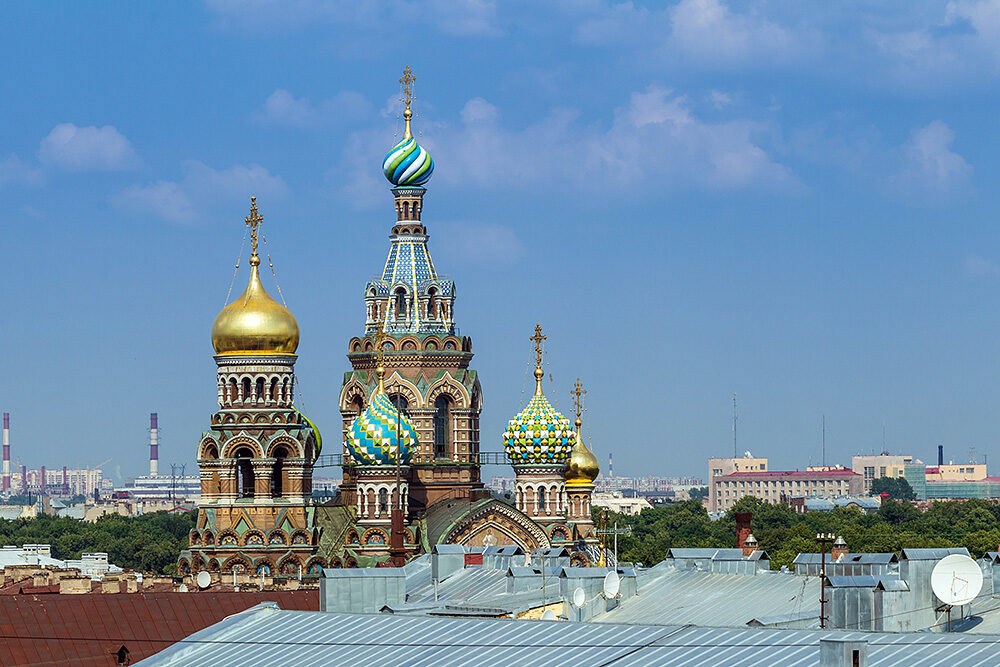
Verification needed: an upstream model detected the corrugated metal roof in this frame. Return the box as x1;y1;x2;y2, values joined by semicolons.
595;566;821;629
134;606;1000;667
900;548;969;561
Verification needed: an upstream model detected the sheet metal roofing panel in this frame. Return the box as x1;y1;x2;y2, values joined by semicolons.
135;607;1000;667
900;547;970;560
594;567;822;628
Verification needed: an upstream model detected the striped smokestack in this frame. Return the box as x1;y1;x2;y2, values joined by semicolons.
21;465;26;494
2;412;9;492
149;412;159;477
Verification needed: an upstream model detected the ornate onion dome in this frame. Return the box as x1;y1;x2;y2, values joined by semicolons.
212;198;299;356
382;65;434;187
347;347;417;466
503;325;574;465
566;417;600;486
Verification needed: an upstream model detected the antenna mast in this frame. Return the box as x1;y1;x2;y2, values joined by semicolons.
732;394;738;458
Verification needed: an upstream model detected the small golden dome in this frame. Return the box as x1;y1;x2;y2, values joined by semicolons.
565;418;600;487
211;256;299;356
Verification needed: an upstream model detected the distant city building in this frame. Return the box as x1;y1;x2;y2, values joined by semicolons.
591;491;653;516
8;468;105;497
707;455;769;512
116;474;201;501
851;453;918;493
711;466;863;512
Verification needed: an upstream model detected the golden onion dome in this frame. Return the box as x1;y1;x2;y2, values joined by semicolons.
565;417;600;487
211;198;299;356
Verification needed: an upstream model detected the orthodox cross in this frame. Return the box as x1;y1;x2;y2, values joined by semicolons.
530;323;546;369
373;324;390;373
244;196;263;258
399;65;416;110
571;378;587;423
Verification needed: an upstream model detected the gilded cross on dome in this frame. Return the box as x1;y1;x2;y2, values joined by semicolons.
399;65;415;110
372;324;390;391
571;378;587;425
244;196;263;261
531;323;546;369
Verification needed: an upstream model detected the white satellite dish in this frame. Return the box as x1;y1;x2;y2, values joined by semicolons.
540;609;557;621
931;554;983;606
177;583;188;593
196;571;212;590
572;587;586;609
603;571;621;599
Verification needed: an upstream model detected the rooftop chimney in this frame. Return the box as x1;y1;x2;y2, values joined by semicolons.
735;511;752;549
742;533;758;557
2;412;9;492
832;535;849;561
149;412;159;478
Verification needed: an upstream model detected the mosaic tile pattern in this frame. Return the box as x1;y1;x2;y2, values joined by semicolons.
347;392;416;465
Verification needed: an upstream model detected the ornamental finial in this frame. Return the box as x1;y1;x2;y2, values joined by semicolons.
244;196;263;267
571;378;587;431
530;323;547;395
399;65;416;139
373;323;390;393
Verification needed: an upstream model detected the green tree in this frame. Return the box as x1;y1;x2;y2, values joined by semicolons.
870;477;916;500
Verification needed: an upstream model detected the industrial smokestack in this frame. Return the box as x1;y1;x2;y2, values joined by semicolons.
21;465;26;494
40;466;46;494
2;412;9;492
149;412;159;477
62;466;68;495
938;445;944;467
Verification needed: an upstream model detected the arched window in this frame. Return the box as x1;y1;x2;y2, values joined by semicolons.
242;378;252;403
271;446;287;497
255;377;265;401
235;448;254;499
228;378;238;404
433;395;451;459
389;394;409;415
427;288;438;318
537;487;546;513
270;377;279;402
395;288;407;320
378;488;389;514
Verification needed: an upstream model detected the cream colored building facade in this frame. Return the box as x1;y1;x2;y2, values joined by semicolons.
850;454;916;493
711;467;863;513
591;491;653;516
707;455;768;512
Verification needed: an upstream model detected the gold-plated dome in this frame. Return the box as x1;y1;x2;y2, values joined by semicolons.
211;198;299;356
566;417;600;487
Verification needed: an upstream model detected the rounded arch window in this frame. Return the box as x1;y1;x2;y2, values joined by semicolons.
234;447;255;499
378;488;389;514
433;395;452;459
394;287;407;319
271;446;288;497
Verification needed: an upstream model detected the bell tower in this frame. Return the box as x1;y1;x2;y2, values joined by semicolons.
340;67;485;520
181;198;324;577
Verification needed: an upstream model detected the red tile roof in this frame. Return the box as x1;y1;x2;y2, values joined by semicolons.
719;469;860;479
0;590;319;666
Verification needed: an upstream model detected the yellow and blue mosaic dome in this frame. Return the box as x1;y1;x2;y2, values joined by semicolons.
347;390;416;466
503;389;574;465
383;135;434;187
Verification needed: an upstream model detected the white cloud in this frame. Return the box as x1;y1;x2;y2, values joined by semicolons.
38;124;139;171
113;161;287;224
575;0;813;68
254;89;372;128
964;254;1000;278
337;85;795;204
0;156;43;188
891;121;972;195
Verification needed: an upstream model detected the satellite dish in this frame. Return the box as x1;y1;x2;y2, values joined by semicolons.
931;554;983;606
177;584;188;593
196;571;211;589
603;571;621;599
540;609;557;621
572;587;586;609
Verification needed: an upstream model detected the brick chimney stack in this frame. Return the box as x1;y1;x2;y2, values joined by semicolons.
735;511;752;549
742;533;759;557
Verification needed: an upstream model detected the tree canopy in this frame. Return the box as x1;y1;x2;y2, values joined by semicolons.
870;477;917;500
0;510;195;575
606;497;1000;570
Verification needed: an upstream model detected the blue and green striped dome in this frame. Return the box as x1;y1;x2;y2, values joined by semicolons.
347;392;416;466
383;136;434;186
503;392;574;465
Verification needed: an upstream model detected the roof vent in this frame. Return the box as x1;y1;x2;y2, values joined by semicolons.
820;638;867;667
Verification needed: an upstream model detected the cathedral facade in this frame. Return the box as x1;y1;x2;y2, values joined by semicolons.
183;69;601;574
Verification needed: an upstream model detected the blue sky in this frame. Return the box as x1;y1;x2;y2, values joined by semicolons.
3;1;1000;482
